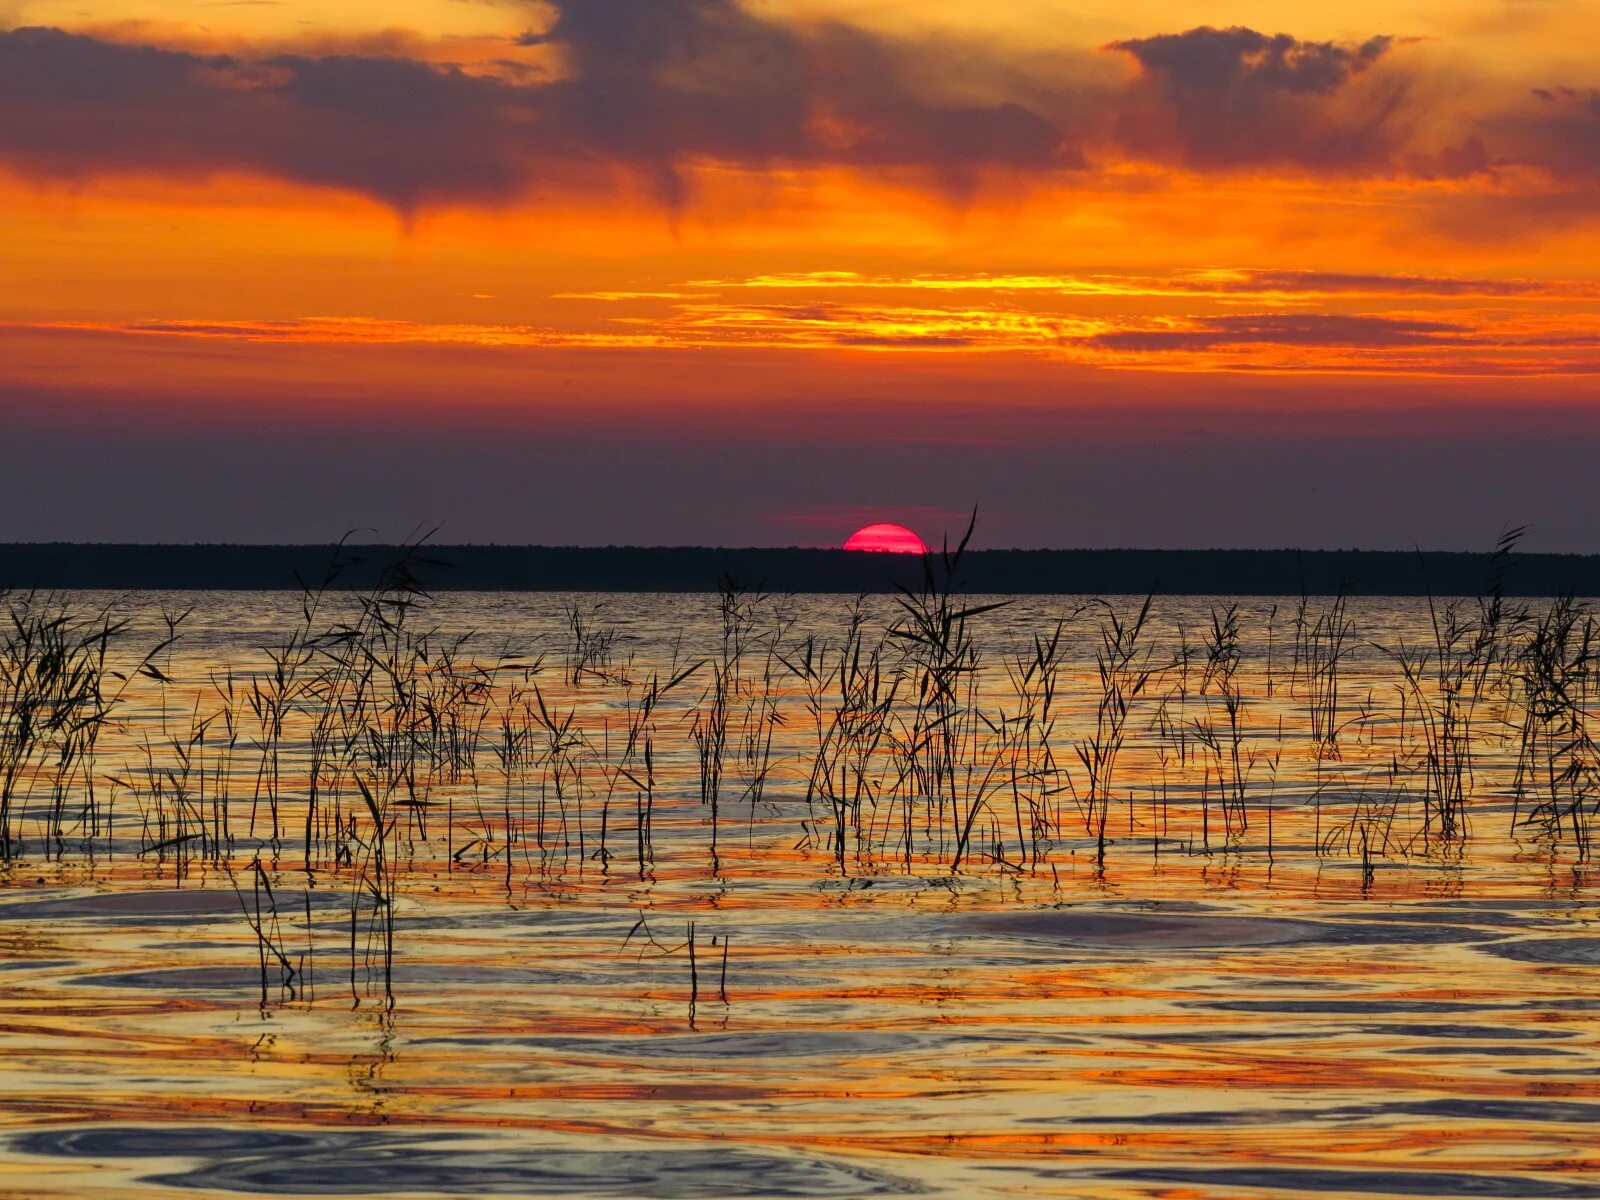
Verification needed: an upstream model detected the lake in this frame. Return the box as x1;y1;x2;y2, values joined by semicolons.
0;586;1595;1199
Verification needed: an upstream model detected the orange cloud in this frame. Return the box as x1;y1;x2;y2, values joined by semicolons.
13;277;1600;377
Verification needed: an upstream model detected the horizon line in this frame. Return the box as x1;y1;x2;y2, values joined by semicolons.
0;541;1584;558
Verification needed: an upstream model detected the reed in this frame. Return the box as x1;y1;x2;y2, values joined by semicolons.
1512;593;1599;855
1192;603;1251;840
563;600;624;686
1074;594;1163;870
886;517;1012;870
802;601;898;873
1296;588;1353;751
1;592;182;859
8;529;1597;1007
1001;614;1078;866
230;855;300;1007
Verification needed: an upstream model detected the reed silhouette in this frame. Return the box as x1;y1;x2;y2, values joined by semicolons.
3;525;1596;1006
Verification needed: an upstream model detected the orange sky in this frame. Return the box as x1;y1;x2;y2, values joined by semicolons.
2;0;1599;548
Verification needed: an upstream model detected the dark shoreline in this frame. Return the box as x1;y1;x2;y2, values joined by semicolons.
3;543;1597;596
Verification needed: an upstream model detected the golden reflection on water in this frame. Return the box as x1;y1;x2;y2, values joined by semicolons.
0;590;1596;1199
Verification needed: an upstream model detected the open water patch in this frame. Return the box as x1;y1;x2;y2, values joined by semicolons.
15;1126;316;1160
1482;938;1600;967
1392;1045;1574;1056
1047;1097;1600;1128
69;958;685;993
0;889;346;924
12;1125;917;1197
1083;1165;1600;1198
1356;1023;1575;1041
73;966;282;993
971;908;1497;952
421;1030;948;1061
1181;998;1516;1014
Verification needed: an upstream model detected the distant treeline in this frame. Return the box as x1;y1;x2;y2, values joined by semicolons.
4;543;1600;596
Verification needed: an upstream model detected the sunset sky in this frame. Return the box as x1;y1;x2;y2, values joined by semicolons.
4;0;1599;549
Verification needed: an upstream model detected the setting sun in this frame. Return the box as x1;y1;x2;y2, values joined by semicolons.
843;523;928;554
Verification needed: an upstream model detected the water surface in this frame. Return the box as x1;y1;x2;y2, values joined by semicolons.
0;589;1595;1199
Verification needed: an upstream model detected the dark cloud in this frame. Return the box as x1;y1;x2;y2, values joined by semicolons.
534;0;811;203
0;3;1075;213
1;7;1596;214
1111;27;1391;96
0;27;538;210
1494;86;1600;182
1411;87;1600;234
1106;25;1406;170
538;0;1074;202
1089;314;1470;352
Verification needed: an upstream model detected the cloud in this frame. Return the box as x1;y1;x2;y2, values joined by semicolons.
0;27;541;211
1111;27;1392;97
685;268;1600;300
6;315;667;349
1495;86;1600;182
1086;314;1470;352
1;7;1598;220
1206;270;1554;297
536;0;1077;203
11;300;1600;377
0;3;1077;213
833;334;977;347
1105;26;1408;171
